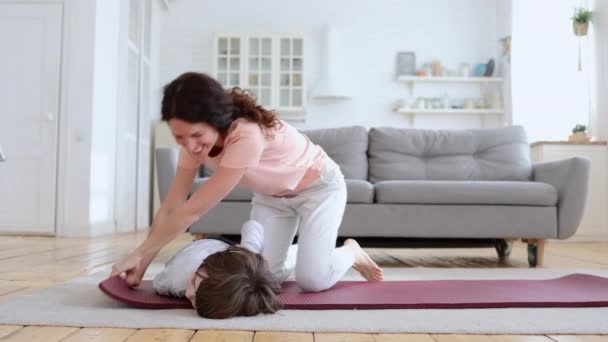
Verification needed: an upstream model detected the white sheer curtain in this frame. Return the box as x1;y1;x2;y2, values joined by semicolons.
511;0;596;142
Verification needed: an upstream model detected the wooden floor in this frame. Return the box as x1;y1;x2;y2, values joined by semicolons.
0;232;607;341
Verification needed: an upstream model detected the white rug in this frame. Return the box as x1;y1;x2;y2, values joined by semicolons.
1;266;607;334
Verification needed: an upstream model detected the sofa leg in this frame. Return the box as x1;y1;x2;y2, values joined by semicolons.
523;239;546;267
192;233;208;241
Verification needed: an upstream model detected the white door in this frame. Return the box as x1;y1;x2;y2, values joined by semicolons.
0;4;62;234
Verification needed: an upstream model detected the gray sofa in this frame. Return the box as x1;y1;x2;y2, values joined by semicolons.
156;125;590;267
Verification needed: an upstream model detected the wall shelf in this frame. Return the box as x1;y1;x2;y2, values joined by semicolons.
397;76;504;96
395;108;504;127
395;74;505;127
397;76;504;83
395;108;504;115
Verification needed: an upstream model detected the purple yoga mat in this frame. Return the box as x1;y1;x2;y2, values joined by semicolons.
99;273;608;310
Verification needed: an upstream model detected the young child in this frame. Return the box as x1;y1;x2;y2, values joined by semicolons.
187;245;284;318
154;220;379;319
153;220;262;297
153;220;291;318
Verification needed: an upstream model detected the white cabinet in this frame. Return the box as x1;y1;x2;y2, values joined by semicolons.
530;142;608;240
214;35;305;114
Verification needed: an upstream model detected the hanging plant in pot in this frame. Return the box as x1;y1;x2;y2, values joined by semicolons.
572;8;593;36
571;8;593;71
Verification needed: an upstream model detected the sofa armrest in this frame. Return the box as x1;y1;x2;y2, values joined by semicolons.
532;157;591;239
155;148;179;201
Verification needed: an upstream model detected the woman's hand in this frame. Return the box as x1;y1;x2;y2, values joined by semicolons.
110;249;156;287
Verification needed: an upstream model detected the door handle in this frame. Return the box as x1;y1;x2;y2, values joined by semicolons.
0;145;5;162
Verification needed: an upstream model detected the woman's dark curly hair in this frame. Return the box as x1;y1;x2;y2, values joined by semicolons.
161;72;281;134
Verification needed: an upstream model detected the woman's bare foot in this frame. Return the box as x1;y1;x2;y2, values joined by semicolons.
344;238;384;281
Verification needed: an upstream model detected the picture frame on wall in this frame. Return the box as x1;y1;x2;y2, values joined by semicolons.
396;52;416;77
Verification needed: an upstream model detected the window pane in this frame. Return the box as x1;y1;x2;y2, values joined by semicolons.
218;57;227;71
261;73;271;86
249;73;259;86
281;58;290;71
280;38;290;55
218;38;228;55
293;73;302;86
293;39;303;56
230;38;240;54
261;88;271;106
218;72;227;86
249;38;259;55
230;73;239;86
249;57;259;71
280;74;290;86
280;89;290;107
230;57;239;70
292;88;302;107
261;58;271;71
293;58;302;71
262;38;271;55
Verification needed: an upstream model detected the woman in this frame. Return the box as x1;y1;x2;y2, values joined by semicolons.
111;72;383;292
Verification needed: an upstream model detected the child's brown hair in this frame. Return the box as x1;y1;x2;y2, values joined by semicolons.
194;246;283;319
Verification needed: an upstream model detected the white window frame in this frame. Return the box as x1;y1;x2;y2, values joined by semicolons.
213;34;306;117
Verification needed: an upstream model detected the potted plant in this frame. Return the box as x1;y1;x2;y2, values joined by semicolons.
572;8;593;36
569;124;590;143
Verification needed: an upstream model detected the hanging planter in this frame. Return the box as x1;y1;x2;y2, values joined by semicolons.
571;8;593;37
571;8;593;71
573;21;589;36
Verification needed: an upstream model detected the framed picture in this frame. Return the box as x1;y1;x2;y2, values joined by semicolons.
396;52;416;77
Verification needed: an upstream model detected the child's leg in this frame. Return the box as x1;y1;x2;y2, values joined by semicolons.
239;220;265;253
240;219;298;279
283;243;298;279
250;195;299;282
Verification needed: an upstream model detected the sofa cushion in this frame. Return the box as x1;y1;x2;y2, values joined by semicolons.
374;180;558;206
368;126;532;182
303;126;368;180
193;178;254;202
196;177;374;203
346;179;374;203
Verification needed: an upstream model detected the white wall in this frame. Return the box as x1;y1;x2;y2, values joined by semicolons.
511;0;598;143
55;0;163;237
56;0;128;237
159;0;506;130
56;0;97;236
90;0;120;235
594;0;608;140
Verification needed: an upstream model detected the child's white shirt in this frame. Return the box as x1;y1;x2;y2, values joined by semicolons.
152;239;228;297
152;220;265;297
